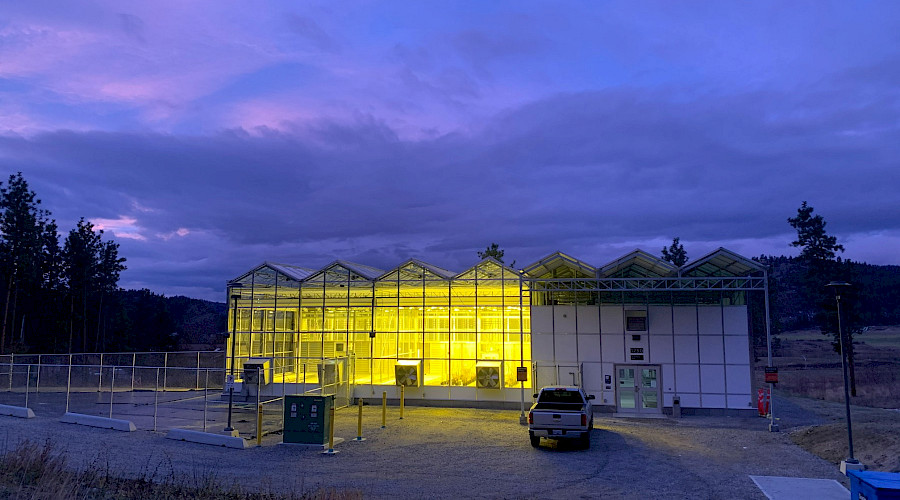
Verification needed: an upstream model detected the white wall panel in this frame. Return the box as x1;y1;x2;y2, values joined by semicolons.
600;362;615;404
700;364;725;393
577;306;600;334
723;306;748;335
649;334;674;364
531;307;553;334
662;364;676;393
675;364;700;393
531;332;555;362
581;362;604;397
724;336;750;364
554;332;577;363
726;365;752;395
677;393;700;407
701;394;727;408
577;333;602;362
554;306;577;333
648;306;672;334
600;306;623;334
673;307;698;335
727;394;752;409
601;334;625;362
674;335;699;363
698;306;723;335
699;335;725;364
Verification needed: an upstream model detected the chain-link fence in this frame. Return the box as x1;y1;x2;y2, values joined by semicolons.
0;351;355;443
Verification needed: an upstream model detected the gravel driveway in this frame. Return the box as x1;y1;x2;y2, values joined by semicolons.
0;398;847;499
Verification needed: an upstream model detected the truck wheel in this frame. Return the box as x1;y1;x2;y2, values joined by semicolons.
579;432;590;449
530;434;540;448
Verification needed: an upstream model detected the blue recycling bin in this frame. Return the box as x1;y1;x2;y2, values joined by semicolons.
848;470;900;500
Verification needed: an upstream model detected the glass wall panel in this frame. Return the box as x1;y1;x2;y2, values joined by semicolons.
424;358;450;386
450;359;476;387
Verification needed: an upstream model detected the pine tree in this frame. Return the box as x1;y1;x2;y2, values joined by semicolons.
661;237;688;267
0;173;50;352
787;201;858;395
477;243;505;263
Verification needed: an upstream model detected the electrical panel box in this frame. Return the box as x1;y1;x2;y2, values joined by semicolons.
242;358;272;386
283;394;334;445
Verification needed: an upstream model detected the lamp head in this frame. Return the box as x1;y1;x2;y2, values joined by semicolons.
825;281;851;298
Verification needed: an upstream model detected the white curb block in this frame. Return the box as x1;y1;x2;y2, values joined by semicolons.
166;428;249;449
0;404;35;419
60;412;136;432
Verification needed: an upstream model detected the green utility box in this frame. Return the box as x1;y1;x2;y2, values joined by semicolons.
283;395;334;445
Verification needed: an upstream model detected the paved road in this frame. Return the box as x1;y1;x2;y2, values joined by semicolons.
0;398;848;499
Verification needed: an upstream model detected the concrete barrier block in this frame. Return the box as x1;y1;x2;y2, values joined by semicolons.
60;412;136;432
0;404;35;419
166;428;249;449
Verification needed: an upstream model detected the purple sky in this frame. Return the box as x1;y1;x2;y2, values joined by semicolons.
2;1;899;301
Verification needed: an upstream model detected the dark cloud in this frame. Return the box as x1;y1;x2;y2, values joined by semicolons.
3;69;898;300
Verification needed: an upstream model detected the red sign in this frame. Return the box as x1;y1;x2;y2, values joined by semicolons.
764;367;778;384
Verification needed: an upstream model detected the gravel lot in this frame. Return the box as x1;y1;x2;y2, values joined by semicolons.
0;396;848;499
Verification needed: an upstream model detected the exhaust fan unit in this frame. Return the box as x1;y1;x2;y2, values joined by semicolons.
395;360;422;387
476;361;502;389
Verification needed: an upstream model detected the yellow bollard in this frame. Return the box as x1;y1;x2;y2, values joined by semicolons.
400;385;405;420
381;391;387;428
355;398;365;441
256;403;263;447
323;404;337;454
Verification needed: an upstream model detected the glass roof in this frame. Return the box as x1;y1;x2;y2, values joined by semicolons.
597;250;678;278
522;251;596;279
228;261;316;286
681;248;765;277
455;258;522;281
379;258;456;281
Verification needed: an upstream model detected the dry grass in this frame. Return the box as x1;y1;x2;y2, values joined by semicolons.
0;440;361;500
761;325;900;409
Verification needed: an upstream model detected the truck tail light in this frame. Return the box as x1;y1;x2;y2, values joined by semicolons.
581;414;587;427
528;412;533;424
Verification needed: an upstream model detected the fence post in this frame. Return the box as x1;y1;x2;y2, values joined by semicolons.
98;353;103;392
8;354;12;392
25;364;31;408
203;369;209;433
256;403;263;447
65;354;73;414
196;351;201;390
131;353;136;392
162;353;168;392
153;367;160;432
109;365;115;419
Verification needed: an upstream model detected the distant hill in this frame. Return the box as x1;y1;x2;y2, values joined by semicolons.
756;255;900;332
102;290;226;352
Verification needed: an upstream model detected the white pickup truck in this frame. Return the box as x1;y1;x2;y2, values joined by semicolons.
528;386;595;449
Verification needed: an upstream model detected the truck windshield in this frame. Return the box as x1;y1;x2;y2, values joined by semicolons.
539;390;583;404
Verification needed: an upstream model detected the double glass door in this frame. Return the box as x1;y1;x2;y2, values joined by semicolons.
616;365;661;414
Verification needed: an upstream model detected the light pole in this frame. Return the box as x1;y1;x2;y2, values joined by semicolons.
825;281;862;474
224;284;243;434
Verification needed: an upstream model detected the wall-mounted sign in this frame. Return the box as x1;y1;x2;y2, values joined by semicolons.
630;347;644;353
630;354;645;361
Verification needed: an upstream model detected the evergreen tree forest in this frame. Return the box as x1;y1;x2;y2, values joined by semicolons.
0;173;225;355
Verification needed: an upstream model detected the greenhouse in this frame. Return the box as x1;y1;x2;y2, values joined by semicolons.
226;247;770;413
